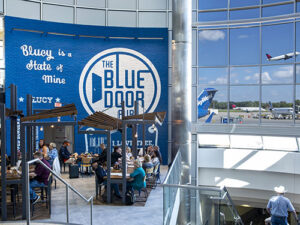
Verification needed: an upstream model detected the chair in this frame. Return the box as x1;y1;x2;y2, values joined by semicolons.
52;157;60;189
152;163;161;189
145;167;154;188
58;151;66;173
0;185;18;219
81;157;92;176
95;175;105;200
135;176;148;202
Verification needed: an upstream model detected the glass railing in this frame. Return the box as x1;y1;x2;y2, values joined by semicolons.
162;151;244;225
163;151;182;225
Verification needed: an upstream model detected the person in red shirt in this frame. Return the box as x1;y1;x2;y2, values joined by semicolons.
29;151;51;204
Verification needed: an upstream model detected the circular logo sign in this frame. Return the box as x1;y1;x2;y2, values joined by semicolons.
79;48;161;118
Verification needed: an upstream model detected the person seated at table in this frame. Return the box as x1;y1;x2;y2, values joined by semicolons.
153;146;162;162
126;147;133;161
46;142;58;166
100;143;106;153
111;146;122;166
29;152;51;204
127;159;146;193
146;145;154;157
152;149;162;166
142;154;153;171
59;140;75;164
91;160;121;198
38;139;49;157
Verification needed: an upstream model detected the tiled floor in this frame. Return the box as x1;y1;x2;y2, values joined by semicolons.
38;166;167;225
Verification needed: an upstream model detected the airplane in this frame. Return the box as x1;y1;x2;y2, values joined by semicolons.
198;88;217;123
268;101;293;119
232;105;266;112
266;52;300;61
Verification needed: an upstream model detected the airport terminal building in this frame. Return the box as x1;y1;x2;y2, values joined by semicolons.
1;0;300;225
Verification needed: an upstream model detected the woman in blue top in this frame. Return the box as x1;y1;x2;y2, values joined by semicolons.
127;159;146;192
46;142;58;166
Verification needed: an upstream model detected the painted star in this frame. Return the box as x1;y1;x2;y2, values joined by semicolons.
55;98;61;103
19;97;24;102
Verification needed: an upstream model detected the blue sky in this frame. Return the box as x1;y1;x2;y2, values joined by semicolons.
197;2;300;104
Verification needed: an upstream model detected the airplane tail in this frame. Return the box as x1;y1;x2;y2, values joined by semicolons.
268;101;273;110
266;53;272;60
198;88;217;118
205;112;215;123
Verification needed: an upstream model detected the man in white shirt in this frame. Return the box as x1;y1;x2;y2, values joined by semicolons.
267;186;298;225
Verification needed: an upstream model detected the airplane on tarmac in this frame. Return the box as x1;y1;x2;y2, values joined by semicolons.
232;105;266;112
266;52;300;61
198;88;218;123
268;101;293;119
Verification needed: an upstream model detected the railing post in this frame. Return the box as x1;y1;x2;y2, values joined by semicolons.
66;186;69;223
26;162;30;225
90;198;93;225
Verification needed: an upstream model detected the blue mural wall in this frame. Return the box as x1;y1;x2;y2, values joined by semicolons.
5;16;168;164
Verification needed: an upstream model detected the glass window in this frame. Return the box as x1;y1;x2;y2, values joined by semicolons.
198;0;228;10
230;67;260;85
296;64;300;84
296;85;300;123
297;2;300;13
198;29;228;66
296;22;300;62
230;86;259;124
262;23;294;65
262;85;293;123
198;67;228;85
198;11;227;22
230;0;260;8
262;4;294;17
198;85;228;124
263;0;291;5
230;8;260;20
262;65;293;84
230;27;259;65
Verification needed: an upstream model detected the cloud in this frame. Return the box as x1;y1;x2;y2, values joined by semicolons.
273;66;293;79
246;72;272;83
238;35;249;39
199;30;225;42
245;76;251;81
209;76;227;85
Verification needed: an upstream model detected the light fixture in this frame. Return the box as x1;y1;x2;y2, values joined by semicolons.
40;126;43;131
50;124;54;128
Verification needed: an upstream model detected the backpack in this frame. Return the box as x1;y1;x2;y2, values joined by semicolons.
125;190;136;205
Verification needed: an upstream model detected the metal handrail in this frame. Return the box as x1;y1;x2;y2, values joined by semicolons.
25;158;93;225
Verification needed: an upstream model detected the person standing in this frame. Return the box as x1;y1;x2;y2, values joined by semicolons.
267;185;298;225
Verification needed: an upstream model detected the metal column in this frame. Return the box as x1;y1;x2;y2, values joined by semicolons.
172;0;192;224
0;92;7;221
20;123;27;219
10;84;17;166
132;101;138;158
121;122;127;204
106;131;112;203
26;94;33;160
